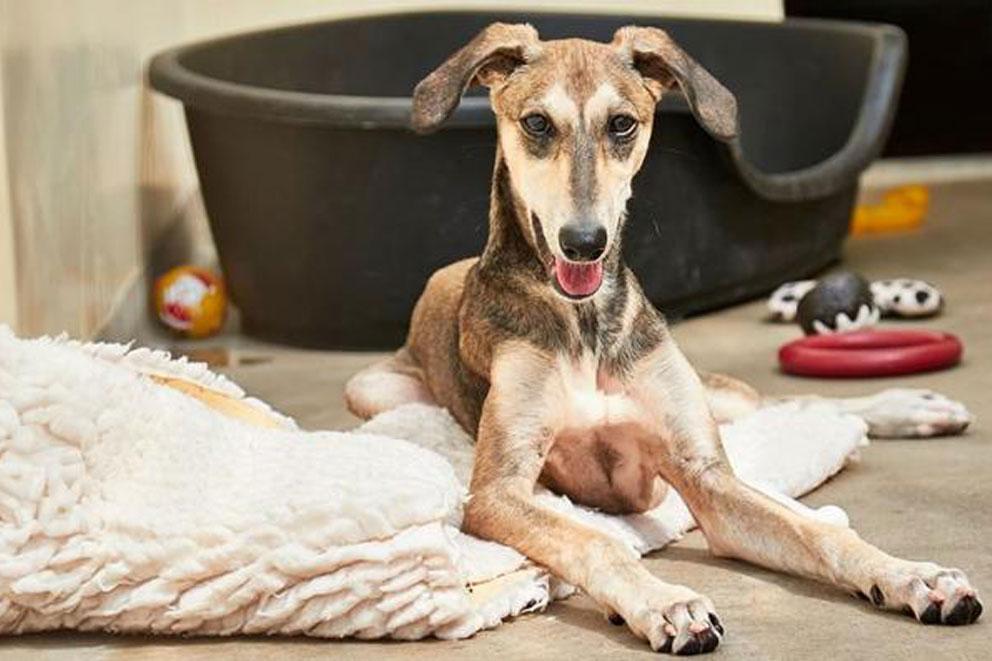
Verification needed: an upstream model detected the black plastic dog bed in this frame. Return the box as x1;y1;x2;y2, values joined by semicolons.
150;11;905;350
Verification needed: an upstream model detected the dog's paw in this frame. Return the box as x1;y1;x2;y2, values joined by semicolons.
848;388;973;438
861;562;982;625
621;587;723;655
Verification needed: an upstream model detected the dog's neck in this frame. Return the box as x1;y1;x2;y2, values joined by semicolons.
476;156;546;281
478;152;624;299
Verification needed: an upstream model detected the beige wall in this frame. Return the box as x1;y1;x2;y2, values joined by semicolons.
0;32;15;330
0;0;781;339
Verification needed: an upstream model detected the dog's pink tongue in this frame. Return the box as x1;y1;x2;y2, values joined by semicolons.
554;259;604;297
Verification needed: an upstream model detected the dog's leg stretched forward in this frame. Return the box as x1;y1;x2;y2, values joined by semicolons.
644;345;983;629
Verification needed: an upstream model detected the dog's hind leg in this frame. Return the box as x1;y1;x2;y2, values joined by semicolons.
820;389;972;438
344;347;437;420
766;389;973;438
700;372;762;424
703;371;972;438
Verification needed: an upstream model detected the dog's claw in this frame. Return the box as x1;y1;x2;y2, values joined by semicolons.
945;595;983;626
675;635;701;656
869;563;982;626
708;612;725;635
673;627;720;656
919;601;942;624
696;628;721;654
626;590;722;655
914;589;983;625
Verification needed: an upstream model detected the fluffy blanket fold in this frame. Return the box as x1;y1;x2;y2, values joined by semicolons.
0;327;867;639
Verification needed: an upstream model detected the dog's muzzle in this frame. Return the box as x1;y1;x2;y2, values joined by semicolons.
554;224;606;298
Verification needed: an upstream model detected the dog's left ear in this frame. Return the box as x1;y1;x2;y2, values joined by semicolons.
612;26;738;142
411;23;542;134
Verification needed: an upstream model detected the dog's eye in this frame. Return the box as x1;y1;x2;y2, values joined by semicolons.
608;114;637;139
521;113;552;137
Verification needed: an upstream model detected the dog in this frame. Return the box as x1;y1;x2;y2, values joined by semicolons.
345;24;982;655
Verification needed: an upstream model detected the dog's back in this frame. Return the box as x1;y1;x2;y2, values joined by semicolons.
406;258;487;433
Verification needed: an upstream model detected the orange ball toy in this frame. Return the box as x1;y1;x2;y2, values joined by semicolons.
153;266;227;338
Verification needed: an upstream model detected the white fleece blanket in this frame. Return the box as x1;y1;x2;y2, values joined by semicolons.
0;327;867;639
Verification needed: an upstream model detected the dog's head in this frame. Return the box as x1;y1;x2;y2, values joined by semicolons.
412;23;737;301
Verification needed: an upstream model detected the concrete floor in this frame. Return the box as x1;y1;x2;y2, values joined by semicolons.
6;179;991;659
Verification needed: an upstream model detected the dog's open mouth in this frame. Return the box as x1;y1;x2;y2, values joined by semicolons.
531;214;605;300
553;258;604;299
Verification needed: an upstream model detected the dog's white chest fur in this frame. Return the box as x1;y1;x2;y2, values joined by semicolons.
554;352;645;430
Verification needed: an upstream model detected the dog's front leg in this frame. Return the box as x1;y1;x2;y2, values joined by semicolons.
464;345;724;654
638;343;983;627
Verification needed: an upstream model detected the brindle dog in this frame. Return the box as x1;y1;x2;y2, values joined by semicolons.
345;24;982;655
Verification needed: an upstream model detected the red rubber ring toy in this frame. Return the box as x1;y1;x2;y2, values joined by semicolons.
779;329;963;378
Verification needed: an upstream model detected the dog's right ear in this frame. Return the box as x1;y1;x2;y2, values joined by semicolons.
411;23;541;134
612;26;738;142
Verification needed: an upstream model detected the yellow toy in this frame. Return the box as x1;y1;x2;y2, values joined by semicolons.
153;266;227;338
851;184;929;235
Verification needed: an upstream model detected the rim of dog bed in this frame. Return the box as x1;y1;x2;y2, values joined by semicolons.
148;11;906;203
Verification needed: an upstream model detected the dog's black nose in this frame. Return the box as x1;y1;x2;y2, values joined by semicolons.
558;225;607;262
